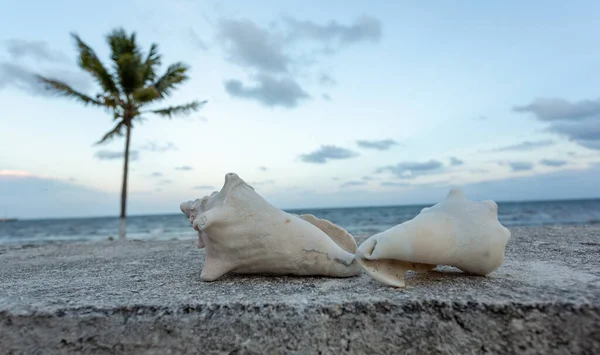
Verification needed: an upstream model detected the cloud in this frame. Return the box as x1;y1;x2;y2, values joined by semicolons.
376;160;444;179
250;179;275;186
216;18;289;73
362;176;374;181
140;141;177;152
259;166;268;171
319;73;336;86
340;180;366;188
540;159;568;167
356;139;399;151
322;93;331;101
215;15;381;108
192;185;215;190
94;150;139;161
470;169;490;174
224;74;310;108
380;181;410;187
4;39;68;63
284;15;382;46
216;15;382;74
158;179;172;185
188;29;209;51
0;62;91;96
490;139;555;152
449;157;464;166
513;97;600;150
299;145;359;164
513;97;600;121
546;118;600;150
505;161;534;172
175;166;193;171
149;172;163;177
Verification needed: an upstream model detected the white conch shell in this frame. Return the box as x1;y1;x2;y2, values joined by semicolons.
180;173;361;281
356;188;511;287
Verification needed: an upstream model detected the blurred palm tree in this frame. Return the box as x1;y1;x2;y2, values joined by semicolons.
37;28;205;240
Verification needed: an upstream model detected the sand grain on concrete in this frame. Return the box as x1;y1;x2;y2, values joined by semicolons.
0;226;599;354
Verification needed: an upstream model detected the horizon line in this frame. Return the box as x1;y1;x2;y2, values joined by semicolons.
7;195;600;221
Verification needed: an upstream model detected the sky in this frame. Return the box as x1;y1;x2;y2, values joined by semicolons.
1;0;600;218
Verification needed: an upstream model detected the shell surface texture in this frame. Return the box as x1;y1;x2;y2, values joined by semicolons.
356;188;511;288
180;173;361;281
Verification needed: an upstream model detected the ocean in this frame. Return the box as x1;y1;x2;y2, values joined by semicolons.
1;199;599;245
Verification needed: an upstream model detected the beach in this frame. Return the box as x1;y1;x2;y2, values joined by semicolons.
1;225;599;354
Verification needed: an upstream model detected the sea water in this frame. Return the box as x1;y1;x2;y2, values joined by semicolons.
1;199;599;245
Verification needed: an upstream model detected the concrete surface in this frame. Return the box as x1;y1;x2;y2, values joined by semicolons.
0;225;599;354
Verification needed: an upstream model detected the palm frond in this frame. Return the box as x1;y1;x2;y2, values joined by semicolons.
96;120;126;144
153;62;190;97
116;53;144;95
147;101;205;118
142;43;161;83
133;86;160;104
107;28;140;60
71;33;119;96
37;76;104;107
97;94;120;109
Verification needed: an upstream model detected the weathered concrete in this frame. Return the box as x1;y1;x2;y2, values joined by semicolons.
0;225;599;354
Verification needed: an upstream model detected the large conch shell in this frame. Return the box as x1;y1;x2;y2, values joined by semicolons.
180;173;361;281
356;188;511;287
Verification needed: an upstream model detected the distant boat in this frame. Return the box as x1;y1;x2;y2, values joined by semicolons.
0;218;17;223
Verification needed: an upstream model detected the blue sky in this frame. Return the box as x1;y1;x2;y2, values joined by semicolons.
1;0;600;218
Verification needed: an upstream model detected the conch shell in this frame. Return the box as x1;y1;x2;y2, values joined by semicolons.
180;173;361;281
356;188;511;287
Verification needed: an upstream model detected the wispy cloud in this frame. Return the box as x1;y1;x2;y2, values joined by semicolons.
140;141;177;152
224;74;310;108
158;179;172;185
319;73;336;86
259;166;268;171
0;63;91;96
514;97;600;121
340;180;367;188
299;145;359;164
514;97;600;150
376;160;444;179
192;185;215;190
489;140;555;152
380;181;410;187
250;179;275;186
4;39;68;63
175;166;193;171
540;159;567;167
449;157;464;166
504;161;534;172
188;29;209;51
94;150;139;161
356;139;399;151
148;172;162;177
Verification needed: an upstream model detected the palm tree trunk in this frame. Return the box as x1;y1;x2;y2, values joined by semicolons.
118;123;132;240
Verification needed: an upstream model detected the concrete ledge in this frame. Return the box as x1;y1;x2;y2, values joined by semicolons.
1;226;599;354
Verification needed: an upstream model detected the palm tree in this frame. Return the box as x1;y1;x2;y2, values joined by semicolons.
37;28;205;240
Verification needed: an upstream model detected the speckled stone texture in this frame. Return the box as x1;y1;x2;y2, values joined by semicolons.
0;226;599;354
